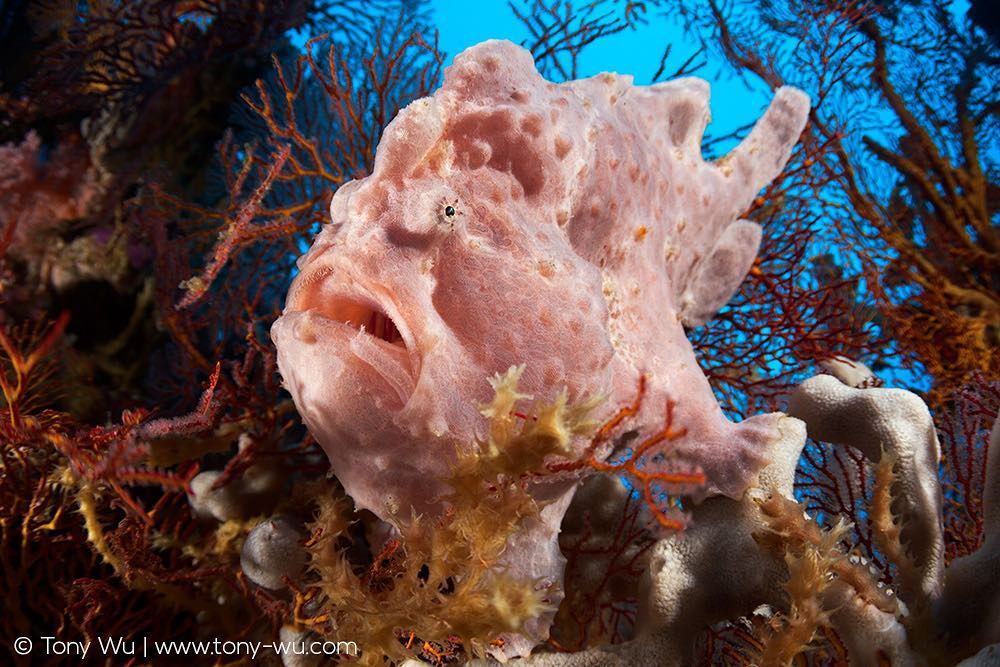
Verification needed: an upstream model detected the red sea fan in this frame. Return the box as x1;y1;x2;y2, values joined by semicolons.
939;373;1000;563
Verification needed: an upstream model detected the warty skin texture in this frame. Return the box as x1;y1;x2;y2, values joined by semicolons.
272;39;810;516
271;39;808;655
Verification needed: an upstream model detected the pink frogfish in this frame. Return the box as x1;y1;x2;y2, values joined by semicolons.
272;39;808;650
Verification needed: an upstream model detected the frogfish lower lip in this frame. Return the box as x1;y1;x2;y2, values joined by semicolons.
280;270;417;409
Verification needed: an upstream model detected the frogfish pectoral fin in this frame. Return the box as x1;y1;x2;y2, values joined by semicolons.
679;219;762;327
719;86;811;210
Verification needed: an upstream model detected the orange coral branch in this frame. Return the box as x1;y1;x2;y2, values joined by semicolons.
0;311;69;429
586;399;705;531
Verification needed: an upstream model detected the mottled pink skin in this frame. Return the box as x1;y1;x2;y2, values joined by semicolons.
274;38;809;510
271;40;808;652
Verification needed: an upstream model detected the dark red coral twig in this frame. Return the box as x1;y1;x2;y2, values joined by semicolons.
175;146;292;310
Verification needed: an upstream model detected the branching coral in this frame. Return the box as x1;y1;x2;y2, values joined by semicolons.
550;475;659;651
790;373;945;605
1;3;994;665
0;5;450;660
933;394;1000;658
495;369;997;666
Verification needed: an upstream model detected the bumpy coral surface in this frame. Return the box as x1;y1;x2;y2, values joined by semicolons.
497;371;999;666
273;38;809;512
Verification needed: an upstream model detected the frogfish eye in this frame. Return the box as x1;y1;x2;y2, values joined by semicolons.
444;205;456;218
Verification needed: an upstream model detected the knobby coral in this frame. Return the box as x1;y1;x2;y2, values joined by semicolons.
490;369;999;666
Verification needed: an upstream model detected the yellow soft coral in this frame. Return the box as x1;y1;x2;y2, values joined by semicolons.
298;367;604;665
